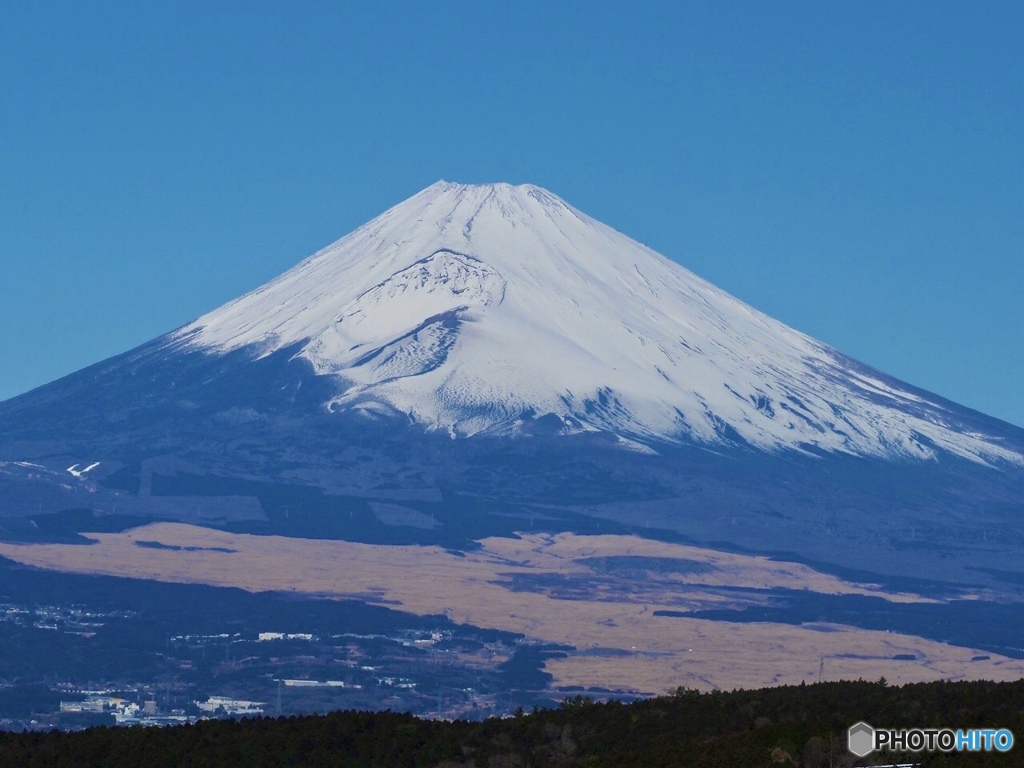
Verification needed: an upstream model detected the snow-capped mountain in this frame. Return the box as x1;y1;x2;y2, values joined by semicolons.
171;181;1019;466
2;179;1023;586
2;182;1023;718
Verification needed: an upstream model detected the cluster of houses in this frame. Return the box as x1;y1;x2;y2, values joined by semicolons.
60;694;266;726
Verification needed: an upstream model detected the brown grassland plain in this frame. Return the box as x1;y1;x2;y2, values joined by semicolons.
1;524;1020;694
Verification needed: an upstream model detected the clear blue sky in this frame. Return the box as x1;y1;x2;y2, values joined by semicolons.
2;2;1021;426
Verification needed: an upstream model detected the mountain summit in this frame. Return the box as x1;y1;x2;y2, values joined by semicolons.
171;181;1017;465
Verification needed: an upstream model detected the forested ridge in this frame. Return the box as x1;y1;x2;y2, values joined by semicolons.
2;678;1023;766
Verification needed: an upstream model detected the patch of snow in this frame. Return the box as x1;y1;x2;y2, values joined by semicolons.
615;436;659;455
67;462;101;478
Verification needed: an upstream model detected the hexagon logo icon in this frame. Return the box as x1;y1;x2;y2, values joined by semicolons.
848;721;875;757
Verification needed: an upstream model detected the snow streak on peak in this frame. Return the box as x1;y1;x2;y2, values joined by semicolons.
174;182;1022;466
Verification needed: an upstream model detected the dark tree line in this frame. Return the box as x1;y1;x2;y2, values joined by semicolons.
1;678;1023;766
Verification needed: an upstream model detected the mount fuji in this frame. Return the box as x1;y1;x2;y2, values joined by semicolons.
1;181;1023;588
175;181;1017;465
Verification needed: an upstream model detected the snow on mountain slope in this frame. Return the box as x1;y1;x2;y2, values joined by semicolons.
173;181;1021;465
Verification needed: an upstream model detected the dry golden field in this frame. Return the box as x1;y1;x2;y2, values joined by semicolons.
1;523;1019;694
